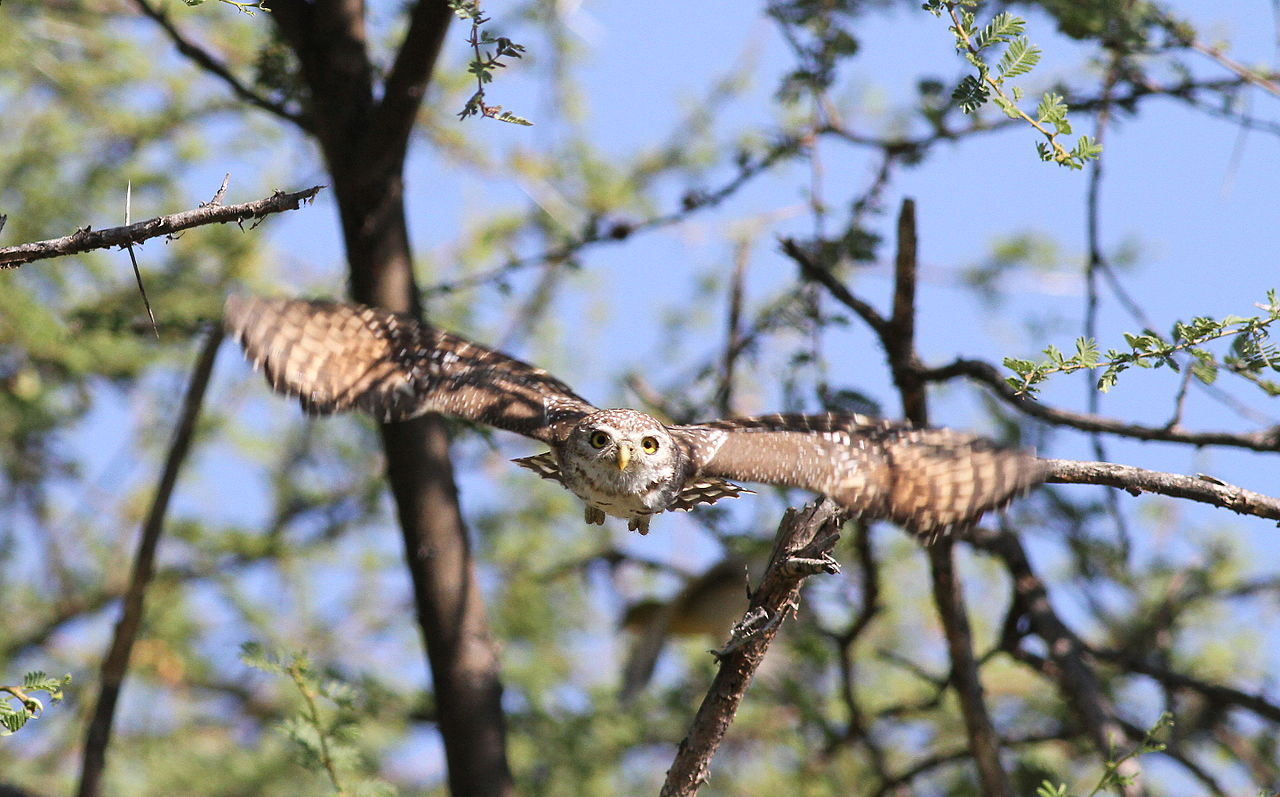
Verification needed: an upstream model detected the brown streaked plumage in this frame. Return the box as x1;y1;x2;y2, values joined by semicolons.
225;295;1047;539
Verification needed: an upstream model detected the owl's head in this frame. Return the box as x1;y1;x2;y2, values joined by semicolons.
566;409;678;487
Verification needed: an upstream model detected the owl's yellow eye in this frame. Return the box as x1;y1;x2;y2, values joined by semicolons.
589;431;610;449
641;436;659;454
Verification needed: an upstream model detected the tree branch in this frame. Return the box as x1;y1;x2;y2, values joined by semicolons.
972;525;1146;794
890;199;1011;795
917;357;1280;452
131;0;309;129
0;185;324;269
780;236;890;338
368;0;454;160
425;136;808;299
925;536;1013;796
77;326;224;797
660;501;843;797
1045;459;1280;523
791;199;1015;793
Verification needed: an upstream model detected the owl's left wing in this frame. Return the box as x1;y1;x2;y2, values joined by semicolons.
670;413;1046;539
224;295;597;442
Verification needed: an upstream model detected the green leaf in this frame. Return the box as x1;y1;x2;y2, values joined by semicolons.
1097;368;1119;392
1036;92;1067;125
953;74;989;113
997;37;1040;78
992;94;1021;119
1071;135;1103;161
974;12;1024;51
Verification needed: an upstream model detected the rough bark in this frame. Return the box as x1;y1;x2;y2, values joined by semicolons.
268;4;514;794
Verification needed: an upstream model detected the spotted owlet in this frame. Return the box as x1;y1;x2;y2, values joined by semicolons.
224;295;1046;539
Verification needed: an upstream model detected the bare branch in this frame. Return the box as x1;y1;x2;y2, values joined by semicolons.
424;137;806;299
1093;647;1280;724
972;525;1146;794
660;501;843;797
77;326;224;797
0;185;324;269
131;0;309;129
925;537;1013;796
793;200;1013;794
1045;459;1280;523
780;236;890;338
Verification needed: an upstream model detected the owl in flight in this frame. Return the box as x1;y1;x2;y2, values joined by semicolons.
224;296;1046;539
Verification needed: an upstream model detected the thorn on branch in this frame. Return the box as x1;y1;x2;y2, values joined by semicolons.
781;553;841;578
206;174;231;207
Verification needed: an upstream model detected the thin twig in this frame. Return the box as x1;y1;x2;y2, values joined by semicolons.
942;1;1072;163
780;236;890;338
288;661;345;793
0;185;323;268
714;240;749;417
423;137;804;298
1187;39;1280;97
77;325;224;797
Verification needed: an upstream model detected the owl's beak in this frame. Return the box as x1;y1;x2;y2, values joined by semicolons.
615;444;632;471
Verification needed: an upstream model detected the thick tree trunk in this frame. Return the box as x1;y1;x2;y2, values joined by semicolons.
270;3;514;794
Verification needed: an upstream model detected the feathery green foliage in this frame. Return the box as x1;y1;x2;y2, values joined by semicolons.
0;672;70;735
924;0;1101;168
241;643;396;797
1037;712;1174;797
450;0;533;125
1005;291;1280;395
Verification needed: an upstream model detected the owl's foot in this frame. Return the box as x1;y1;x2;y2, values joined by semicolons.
627;516;651;535
584;506;606;526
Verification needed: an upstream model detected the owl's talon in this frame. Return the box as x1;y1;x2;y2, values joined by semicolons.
584;506;606;526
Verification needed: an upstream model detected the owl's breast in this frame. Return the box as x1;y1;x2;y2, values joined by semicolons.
558;455;679;521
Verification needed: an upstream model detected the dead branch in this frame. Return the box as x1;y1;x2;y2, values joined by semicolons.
788;199;1015;794
659;501;843;797
77;325;224;797
1045;459;1280;523
0;185;324;269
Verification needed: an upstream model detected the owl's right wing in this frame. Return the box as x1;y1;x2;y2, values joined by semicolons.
224;295;597;442
671;412;1047;540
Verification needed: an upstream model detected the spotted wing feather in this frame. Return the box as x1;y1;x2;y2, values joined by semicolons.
672;412;1047;540
224;295;597;442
